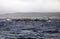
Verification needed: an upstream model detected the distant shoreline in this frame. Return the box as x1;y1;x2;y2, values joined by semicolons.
0;12;60;19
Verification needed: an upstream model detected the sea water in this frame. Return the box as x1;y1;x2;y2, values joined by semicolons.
0;19;60;39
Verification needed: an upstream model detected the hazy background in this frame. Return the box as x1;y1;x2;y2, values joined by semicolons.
0;0;60;18
0;0;60;14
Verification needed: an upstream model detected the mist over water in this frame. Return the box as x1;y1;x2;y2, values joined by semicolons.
0;0;60;39
0;12;60;18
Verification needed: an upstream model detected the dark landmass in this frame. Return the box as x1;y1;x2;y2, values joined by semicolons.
12;18;48;22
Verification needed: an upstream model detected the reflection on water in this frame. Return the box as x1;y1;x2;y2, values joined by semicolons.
0;19;60;39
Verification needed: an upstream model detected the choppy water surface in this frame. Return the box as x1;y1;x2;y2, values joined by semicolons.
0;19;60;39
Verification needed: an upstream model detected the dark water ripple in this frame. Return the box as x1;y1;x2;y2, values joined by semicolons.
0;19;60;39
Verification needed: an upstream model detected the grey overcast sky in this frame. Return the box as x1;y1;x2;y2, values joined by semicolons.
0;0;60;14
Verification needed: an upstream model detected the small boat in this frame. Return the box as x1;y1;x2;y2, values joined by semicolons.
3;16;12;22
